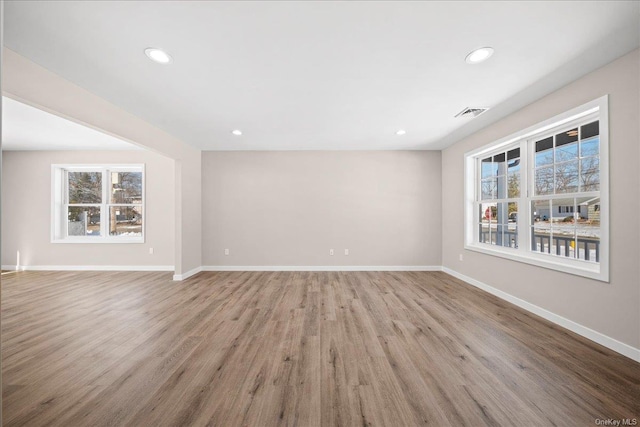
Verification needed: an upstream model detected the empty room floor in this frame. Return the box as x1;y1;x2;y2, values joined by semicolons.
2;270;639;426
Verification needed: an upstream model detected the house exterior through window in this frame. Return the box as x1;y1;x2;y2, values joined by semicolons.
52;165;145;243
464;96;609;282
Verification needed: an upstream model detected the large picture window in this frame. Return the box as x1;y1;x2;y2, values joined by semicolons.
52;165;144;243
464;96;608;281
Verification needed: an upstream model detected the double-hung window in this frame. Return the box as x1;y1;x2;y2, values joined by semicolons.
52;165;145;243
464;96;608;281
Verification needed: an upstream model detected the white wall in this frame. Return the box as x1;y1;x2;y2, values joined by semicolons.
442;50;640;350
1;150;175;268
202;151;441;267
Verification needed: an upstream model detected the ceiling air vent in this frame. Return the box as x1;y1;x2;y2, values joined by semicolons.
455;107;489;118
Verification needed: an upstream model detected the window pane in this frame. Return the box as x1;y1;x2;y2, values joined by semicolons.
531;226;551;253
531;199;550;223
493;153;506;173
496;175;507;199
534;166;554;195
503;224;517;248
551;198;578;258
552;197;576;222
68;172;102;204
495;202;507;246
495;202;508;225
507;150;520;168
555;161;579;194
479;222;490;244
549;198;576;258
576;196;600;262
507;202;518;221
481;178;496;200
507;152;520;198
469;113;603;273
503;202;518;248
507;172;519;198
111;172;143;204
478;205;490;243
580;157;599;192
531;199;550;252
555;128;578;162
576;236;599;262
576;196;600;224
480;203;497;245
489;223;498;245
551;222;575;259
481;157;494;178
481;202;497;222
495;152;507;199
535;137;553;166
581;121;599;140
68;206;101;236
580;136;599;157
109;206;143;236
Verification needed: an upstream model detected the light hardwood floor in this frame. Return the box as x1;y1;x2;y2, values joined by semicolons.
2;271;639;426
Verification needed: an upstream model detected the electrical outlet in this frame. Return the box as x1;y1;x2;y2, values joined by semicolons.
149;247;154;255
329;249;334;256
225;248;230;256
345;249;349;255
459;254;464;261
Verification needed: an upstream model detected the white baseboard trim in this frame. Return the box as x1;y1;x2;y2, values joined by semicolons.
173;266;203;281
442;267;640;363
2;265;174;272
201;265;442;272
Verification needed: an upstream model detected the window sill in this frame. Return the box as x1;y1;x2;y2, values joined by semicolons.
464;243;608;282
52;237;144;244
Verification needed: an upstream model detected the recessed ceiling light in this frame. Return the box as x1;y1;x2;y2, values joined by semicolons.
465;47;494;64
396;129;406;136
231;130;243;136
144;48;172;64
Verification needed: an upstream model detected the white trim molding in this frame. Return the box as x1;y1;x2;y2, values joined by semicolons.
173;266;203;281
442;267;640;362
201;265;442;272
2;264;174;272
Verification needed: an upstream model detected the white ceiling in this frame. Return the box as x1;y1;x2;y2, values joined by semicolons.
2;97;142;151
4;1;639;151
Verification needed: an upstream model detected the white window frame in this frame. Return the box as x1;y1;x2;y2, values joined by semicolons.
51;164;145;243
464;95;609;282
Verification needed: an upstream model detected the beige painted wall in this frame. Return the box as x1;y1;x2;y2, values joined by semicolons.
442;50;640;349
1;150;175;267
175;151;202;275
3;48;201;276
203;151;441;267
